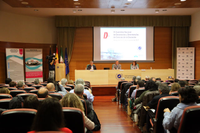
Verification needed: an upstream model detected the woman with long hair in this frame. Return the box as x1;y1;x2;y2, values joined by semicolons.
131;61;139;70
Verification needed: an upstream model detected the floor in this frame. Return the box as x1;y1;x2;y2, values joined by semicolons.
93;96;142;133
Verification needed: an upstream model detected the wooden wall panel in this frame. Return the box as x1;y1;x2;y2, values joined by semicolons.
69;27;172;81
189;40;200;79
0;41;56;83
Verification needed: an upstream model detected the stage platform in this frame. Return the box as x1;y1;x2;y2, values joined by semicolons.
91;85;116;96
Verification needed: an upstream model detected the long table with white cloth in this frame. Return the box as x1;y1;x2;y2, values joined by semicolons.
75;69;174;85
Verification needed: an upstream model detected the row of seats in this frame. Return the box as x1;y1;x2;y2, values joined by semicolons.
0;107;85;133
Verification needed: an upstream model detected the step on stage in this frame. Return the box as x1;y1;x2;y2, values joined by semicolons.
91;85;116;96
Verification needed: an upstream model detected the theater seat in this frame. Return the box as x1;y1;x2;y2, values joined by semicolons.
0;99;12;109
64;86;72;91
10;90;26;97
8;87;17;91
62;107;85;133
40;83;47;86
128;85;137;98
17;93;37;100
49;93;63;100
66;84;74;89
150;96;179;133
24;87;36;93
177;106;200;133
135;89;146;99
32;85;43;89
26;83;34;87
197;96;200;103
0;108;37;133
170;91;178;96
84;81;91;88
29;89;39;94
80;98;87;116
0;94;12;99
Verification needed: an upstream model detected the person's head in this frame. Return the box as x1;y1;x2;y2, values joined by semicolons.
24;96;39;110
178;80;186;87
17;81;24;88
46;83;55;91
0;87;10;94
136;76;141;81
5;78;12;84
61;93;84;112
145;80;158;91
61;78;68;86
90;61;93;66
132;61;137;66
68;80;74;85
171;83;181;92
178;87;198;104
116;60;119;65
145;76;150;81
121;77;125;81
47;77;54;83
75;78;85;86
137;80;144;88
132;76;136;81
74;84;84;97
9;81;16;87
31;98;64;131
150;77;156;82
193;85;200;96
155;81;162;87
174;79;179;83
9;96;24;109
37;87;49;98
34;79;40;85
156;78;161;81
158;83;169;94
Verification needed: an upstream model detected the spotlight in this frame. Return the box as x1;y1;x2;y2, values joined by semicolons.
155;10;159;13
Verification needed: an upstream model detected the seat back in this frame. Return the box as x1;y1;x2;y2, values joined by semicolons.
29;89;39;94
24;87;36;93
178;106;200;133
135;89;146;99
197;96;200;103
40;83;47;86
66;84;74;89
0;108;37;133
170;91;178;96
80;99;87;116
64;86;72;91
49;93;63;100
17;93;37;100
154;96;180;133
10;90;26;97
32;85;43;89
0;94;12;99
62;107;85;133
128;85;137;98
8;87;17;91
84;81;91;88
121;82;129;91
0;99;12;109
26;83;34;87
117;80;128;89
84;86;89;90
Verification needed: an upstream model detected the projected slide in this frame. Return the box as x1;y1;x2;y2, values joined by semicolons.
100;27;146;60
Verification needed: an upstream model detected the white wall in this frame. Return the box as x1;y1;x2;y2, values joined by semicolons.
190;10;200;42
0;11;56;44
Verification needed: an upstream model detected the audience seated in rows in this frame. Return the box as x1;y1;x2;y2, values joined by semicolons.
70;78;94;102
17;81;25;90
9;81;16;87
9;96;24;109
28;98;72;133
129;80;145;99
169;83;181;95
37;87;49;98
163;87;198;132
193;85;200;96
24;95;39;110
0;87;10;94
61;93;95;132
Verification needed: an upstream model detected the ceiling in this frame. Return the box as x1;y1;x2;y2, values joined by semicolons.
1;0;200;17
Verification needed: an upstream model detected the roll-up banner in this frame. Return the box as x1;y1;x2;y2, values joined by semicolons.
25;49;43;82
6;48;24;82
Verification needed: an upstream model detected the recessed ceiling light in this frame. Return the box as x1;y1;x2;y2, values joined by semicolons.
174;3;181;5
163;9;167;11
180;0;186;1
74;2;80;5
73;0;78;1
127;0;132;1
21;1;28;4
121;9;125;11
34;9;39;11
125;3;131;5
111;10;115;13
155;10;159;13
78;9;82;11
123;6;128;8
73;10;76;13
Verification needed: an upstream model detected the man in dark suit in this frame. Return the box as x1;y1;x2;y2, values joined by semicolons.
87;61;96;70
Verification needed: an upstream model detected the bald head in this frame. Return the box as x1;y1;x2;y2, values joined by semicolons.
46;83;55;91
37;87;48;98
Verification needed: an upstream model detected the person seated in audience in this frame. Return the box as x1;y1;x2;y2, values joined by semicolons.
68;80;74;85
130;61;139;70
37;87;49;98
61;93;95;132
130;80;145;99
145;83;170;132
9;96;24;109
169;83;181;95
28;98;72;133
0;87;10;94
34;78;41;85
17;81;25;90
47;77;61;92
70;78;94;102
178;80;186;88
145;76;150;81
134;80;158;105
150;77;156;82
163;87;198;132
193;85;200;96
74;84;94;119
174;79;179;83
87;61;96;70
60;78;68;88
5;78;12;85
156;78;161;81
46;83;67;97
113;60;121;70
131;76;137;85
9;81;16;87
24;95;39;110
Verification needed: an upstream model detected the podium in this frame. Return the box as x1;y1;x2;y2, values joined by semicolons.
55;63;66;81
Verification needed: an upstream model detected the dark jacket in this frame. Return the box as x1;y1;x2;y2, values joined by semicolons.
87;65;96;70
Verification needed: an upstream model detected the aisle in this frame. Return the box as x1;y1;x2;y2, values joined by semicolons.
93;96;142;133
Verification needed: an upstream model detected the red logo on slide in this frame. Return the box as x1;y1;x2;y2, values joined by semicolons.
19;49;23;55
103;32;108;39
